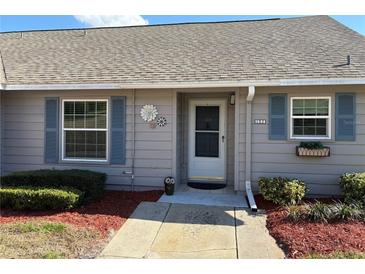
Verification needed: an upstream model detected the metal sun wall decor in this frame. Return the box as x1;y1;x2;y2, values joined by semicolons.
140;104;158;122
140;105;168;129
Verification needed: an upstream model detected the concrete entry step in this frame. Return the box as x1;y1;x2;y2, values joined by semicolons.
158;191;249;208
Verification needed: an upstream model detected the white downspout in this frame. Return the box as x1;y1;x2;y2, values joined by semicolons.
123;89;135;191
245;86;257;211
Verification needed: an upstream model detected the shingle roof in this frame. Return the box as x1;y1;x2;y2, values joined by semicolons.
0;15;364;85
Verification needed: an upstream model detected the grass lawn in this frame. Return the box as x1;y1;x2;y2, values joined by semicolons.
306;251;365;259
0;221;104;259
0;190;163;259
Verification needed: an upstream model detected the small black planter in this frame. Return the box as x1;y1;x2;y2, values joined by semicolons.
164;183;175;196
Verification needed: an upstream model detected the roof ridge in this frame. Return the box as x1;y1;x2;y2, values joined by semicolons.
0;15;324;35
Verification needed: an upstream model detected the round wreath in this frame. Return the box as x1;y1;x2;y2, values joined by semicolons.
140;105;158;122
156;116;167;127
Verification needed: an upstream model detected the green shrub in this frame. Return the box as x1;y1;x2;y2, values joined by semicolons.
339;172;365;205
286;205;307;222
1;169;106;201
258;177;307;205
287;201;364;222
331;201;364;221
305;201;333;222
0;186;83;210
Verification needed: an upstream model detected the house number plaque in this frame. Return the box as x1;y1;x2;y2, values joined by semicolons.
254;119;266;125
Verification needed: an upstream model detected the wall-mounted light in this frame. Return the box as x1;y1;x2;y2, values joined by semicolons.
230;95;235;105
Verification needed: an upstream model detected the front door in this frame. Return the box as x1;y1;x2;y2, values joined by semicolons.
188;99;226;182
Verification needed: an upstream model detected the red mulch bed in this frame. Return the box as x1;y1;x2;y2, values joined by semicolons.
255;194;365;258
254;194;280;211
0;190;163;238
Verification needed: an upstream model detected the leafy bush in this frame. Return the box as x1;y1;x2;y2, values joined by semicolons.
331;201;364;221
0;186;83;210
286;205;306;222
339;172;365;205
299;141;324;149
258;177;307;205
1;169;106;201
287;201;364;222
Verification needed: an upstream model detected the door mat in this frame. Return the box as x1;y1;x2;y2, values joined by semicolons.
187;182;226;190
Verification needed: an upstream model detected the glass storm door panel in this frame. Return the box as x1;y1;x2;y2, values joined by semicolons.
188;100;226;182
195;106;220;157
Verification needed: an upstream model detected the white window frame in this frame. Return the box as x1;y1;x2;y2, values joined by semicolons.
61;99;109;162
290;96;331;140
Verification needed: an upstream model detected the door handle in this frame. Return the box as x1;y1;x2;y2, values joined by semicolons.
222;136;225;143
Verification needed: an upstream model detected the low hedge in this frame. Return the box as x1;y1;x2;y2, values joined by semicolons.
258;177;307;205
339;172;365;205
0;186;84;210
1;169;106;201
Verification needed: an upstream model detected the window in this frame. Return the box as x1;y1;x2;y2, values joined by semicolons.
290;97;331;139
62;100;108;161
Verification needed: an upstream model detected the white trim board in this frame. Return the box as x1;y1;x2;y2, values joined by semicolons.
2;78;365;90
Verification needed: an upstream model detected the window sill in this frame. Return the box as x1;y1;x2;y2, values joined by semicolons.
60;159;109;165
289;136;331;141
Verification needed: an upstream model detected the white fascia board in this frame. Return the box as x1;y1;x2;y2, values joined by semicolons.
3;78;365;90
278;78;365;86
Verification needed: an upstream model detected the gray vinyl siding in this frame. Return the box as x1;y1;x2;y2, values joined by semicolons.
250;85;365;195
2;85;365;196
1;89;175;188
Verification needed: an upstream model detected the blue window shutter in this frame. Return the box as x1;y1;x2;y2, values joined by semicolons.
44;97;59;163
336;93;356;141
269;93;287;140
111;96;126;164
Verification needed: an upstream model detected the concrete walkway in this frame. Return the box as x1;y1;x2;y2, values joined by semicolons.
99;202;285;259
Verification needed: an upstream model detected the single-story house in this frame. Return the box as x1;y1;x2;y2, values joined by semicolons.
0;15;365;209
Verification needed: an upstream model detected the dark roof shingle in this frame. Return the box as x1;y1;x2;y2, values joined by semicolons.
0;15;364;85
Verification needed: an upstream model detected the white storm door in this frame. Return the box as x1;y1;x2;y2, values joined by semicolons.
188;99;226;181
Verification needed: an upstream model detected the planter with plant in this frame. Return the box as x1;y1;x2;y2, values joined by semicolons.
296;141;330;157
164;177;175;196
